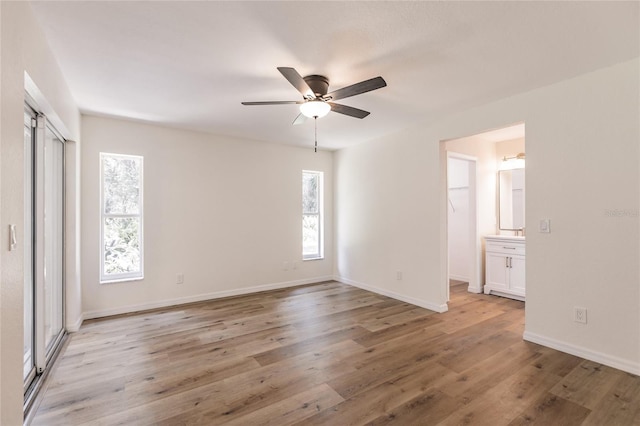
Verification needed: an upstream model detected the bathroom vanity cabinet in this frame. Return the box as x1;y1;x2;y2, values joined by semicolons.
484;235;525;300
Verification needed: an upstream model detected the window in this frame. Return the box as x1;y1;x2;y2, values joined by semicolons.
302;170;323;260
100;153;143;282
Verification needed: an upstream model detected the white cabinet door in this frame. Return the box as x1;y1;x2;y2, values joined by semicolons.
484;237;525;300
486;253;509;290
509;255;526;295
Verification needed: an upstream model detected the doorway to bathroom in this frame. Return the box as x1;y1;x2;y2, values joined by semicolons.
443;123;526;305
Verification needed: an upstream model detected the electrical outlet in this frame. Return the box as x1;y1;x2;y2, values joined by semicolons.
574;307;587;324
177;273;184;285
396;271;403;281
539;219;551;233
282;261;289;271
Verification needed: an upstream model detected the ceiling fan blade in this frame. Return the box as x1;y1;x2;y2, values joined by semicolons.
325;76;387;101
277;67;315;100
292;113;308;125
241;101;302;105
328;102;370;119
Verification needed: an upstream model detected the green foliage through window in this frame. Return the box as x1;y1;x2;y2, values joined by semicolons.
101;153;143;281
303;171;322;259
103;156;141;214
104;217;140;274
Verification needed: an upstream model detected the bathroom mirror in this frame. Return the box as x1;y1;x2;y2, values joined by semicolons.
498;168;525;231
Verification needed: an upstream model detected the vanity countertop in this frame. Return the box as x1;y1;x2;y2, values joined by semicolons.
485;235;525;242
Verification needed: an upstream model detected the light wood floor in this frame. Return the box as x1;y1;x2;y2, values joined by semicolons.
31;281;640;425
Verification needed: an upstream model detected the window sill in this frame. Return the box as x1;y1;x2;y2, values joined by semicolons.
100;276;144;285
303;257;324;261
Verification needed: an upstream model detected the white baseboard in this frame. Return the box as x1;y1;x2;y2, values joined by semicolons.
448;274;469;282
83;276;334;320
523;331;640;376
467;285;483;294
66;313;85;332
335;276;448;313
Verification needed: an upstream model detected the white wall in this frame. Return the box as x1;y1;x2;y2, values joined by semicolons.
523;59;638;374
81;115;333;317
0;2;80;423
335;58;639;374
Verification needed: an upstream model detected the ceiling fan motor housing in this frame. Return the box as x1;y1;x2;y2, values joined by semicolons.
303;75;330;98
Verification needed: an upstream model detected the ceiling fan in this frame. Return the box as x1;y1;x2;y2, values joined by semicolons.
242;67;387;125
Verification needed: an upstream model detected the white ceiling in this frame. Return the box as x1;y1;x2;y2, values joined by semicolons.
30;1;639;150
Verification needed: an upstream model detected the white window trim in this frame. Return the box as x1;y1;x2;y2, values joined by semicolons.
100;152;144;283
302;170;324;261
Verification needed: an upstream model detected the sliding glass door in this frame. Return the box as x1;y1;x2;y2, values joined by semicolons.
24;108;36;387
41;120;65;356
24;106;65;398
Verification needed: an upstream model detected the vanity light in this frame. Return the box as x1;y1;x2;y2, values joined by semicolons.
500;152;525;170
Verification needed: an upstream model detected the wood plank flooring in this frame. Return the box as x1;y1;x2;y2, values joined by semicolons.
31;281;640;425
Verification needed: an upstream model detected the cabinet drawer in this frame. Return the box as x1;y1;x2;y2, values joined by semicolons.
485;241;525;256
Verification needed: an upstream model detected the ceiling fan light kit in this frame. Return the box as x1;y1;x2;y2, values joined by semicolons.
242;67;387;151
299;100;331;118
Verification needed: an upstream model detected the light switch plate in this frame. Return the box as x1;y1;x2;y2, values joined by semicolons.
539;219;551;233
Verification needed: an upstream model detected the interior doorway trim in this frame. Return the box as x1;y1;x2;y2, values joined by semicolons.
446;152;481;299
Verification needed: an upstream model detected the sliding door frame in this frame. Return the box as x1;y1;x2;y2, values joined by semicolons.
23;105;37;392
34;113;66;371
24;100;68;413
